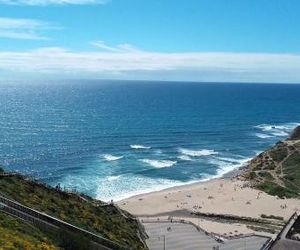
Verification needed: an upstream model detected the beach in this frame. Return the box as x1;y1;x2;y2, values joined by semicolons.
117;174;300;237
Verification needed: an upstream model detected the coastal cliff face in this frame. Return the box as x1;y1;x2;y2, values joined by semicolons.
242;125;300;198
290;126;300;141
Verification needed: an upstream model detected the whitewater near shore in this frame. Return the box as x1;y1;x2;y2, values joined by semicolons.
117;175;300;236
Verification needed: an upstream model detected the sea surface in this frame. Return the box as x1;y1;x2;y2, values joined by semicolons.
0;81;300;201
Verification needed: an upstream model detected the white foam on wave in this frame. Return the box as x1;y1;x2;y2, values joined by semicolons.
271;131;289;137
254;122;300;138
140;159;177;168
130;144;151;149
95;174;199;202
107;175;121;181
102;154;123;162
208;156;252;177
215;156;245;164
60;154;254;202
179;148;218;157
177;155;193;161
254;133;274;139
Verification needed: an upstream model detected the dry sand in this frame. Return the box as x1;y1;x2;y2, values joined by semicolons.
117;177;300;236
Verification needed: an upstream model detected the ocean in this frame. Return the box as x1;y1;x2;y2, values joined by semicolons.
1;81;300;201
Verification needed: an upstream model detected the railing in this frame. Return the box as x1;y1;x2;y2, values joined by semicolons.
0;195;127;250
260;238;274;250
269;211;299;249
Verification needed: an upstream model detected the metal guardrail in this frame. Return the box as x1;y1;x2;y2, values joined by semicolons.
260;238;274;250
0;195;127;250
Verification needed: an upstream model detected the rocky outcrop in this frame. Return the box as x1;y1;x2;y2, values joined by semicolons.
289;125;300;141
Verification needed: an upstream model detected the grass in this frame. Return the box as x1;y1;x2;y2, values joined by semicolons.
0;212;58;250
256;181;298;198
269;143;288;163
244;127;300;199
0;172;145;249
257;172;274;181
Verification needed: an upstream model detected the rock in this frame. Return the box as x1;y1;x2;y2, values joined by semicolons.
289;125;300;140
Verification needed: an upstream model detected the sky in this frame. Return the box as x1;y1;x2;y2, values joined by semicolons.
0;0;300;83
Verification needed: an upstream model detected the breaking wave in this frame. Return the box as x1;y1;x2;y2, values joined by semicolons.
102;154;123;161
140;159;177;168
177;155;193;161
208;156;252;177
254;122;299;138
130;144;151;149
107;175;121;181
254;133;274;139
178;148;218;157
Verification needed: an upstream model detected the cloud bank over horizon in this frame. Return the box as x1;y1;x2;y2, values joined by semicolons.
1;1;300;83
1;46;300;83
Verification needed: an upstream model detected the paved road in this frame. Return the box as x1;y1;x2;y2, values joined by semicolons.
144;222;270;250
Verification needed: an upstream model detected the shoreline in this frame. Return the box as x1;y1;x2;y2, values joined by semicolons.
117;158;300;237
116;162;248;203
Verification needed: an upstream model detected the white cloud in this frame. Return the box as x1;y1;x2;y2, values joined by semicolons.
0;17;59;40
0;46;300;82
0;0;110;5
91;40;142;53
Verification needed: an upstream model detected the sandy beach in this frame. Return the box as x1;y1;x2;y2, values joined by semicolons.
118;176;300;237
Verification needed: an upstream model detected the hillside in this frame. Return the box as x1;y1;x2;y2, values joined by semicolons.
241;125;300;198
0;169;146;249
0;212;58;250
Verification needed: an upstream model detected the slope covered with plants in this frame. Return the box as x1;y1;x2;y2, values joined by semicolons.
242;126;300;198
0;169;146;249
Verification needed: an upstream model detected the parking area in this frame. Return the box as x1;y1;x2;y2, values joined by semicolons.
144;222;270;250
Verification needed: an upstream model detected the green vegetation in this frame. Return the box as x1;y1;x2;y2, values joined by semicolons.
256;181;299;198
0;212;98;250
257;171;274;181
269;143;288;163
243;126;300;198
0;173;145;249
0;212;58;250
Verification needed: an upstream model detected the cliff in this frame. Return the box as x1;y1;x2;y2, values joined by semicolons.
241;125;300;198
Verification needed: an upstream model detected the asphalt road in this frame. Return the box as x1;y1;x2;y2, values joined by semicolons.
144;222;270;250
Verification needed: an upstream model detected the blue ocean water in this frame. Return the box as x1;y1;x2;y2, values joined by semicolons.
0;81;300;201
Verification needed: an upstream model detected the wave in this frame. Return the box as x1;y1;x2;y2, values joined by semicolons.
208;156;252;177
255;122;299;131
63;154;252;202
254;122;299;138
177;155;193;161
178;148;218;157
254;133;274;139
271;131;289;137
107;175;121;181
95;174;192;202
214;156;246;164
102;154;123;161
140;159;177;168
130;144;151;149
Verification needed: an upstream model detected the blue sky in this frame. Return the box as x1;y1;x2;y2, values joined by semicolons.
0;0;300;82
